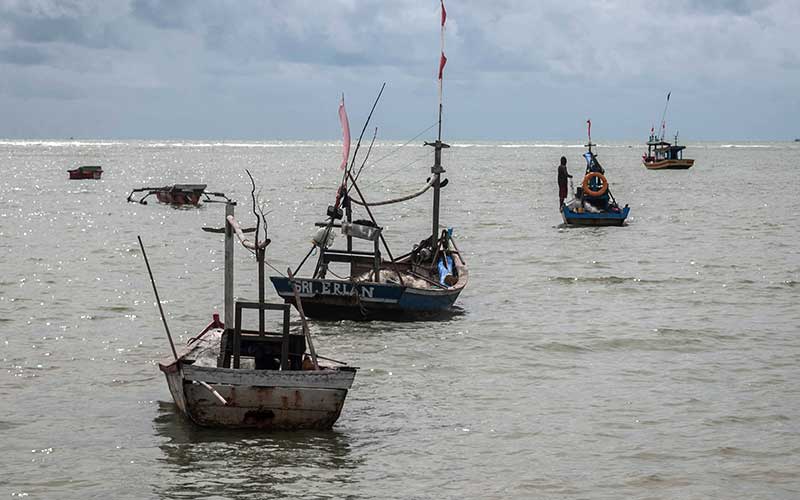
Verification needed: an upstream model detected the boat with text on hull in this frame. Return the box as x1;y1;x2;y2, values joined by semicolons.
271;1;467;321
145;199;356;430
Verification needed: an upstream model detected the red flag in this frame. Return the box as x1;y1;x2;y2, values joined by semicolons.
441;0;446;26
338;94;351;170
438;52;447;80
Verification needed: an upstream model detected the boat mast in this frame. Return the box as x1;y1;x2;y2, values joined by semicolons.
429;0;449;250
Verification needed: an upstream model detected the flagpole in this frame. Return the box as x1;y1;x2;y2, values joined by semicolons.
431;0;447;250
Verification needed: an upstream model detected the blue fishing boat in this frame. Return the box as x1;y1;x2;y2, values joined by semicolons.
561;204;630;226
271;3;467;320
561;121;630;227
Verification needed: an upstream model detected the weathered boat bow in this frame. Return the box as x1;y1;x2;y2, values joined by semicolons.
148;199;357;430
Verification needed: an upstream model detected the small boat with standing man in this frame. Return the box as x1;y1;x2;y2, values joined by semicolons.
561;120;630;226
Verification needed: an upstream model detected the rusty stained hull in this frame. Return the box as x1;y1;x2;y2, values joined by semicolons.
643;159;695;170
162;364;354;430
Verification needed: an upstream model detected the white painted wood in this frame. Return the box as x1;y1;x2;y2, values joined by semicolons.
182;364;356;390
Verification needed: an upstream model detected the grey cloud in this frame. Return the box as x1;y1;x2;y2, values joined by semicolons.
131;0;194;30
685;0;768;15
0;3;131;50
0;44;51;65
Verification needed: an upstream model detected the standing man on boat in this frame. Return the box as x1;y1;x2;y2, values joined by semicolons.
557;156;572;207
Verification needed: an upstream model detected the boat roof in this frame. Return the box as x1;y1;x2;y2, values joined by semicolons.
172;184;207;192
78;165;102;170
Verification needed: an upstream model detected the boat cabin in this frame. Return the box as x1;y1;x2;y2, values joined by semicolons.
644;134;686;162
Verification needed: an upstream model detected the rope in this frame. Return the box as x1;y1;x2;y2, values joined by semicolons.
368;122;438;167
350;177;435;207
360;150;431;188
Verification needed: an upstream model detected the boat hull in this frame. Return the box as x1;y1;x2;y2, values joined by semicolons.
155;191;202;206
561;205;630;226
163;365;354;430
68;168;103;179
159;329;357;430
270;248;468;321
271;277;462;320
643;159;694;170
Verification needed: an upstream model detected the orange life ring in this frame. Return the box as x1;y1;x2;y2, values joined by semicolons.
582;172;608;197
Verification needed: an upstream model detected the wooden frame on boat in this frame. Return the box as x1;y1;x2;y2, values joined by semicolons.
155;201;357;430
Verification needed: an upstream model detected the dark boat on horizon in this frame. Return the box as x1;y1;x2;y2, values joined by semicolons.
68;165;103;179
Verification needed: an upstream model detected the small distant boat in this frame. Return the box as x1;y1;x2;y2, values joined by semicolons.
68;165;103;179
148;201;357;430
795;138;800;142
643;133;694;170
561;123;630;227
127;184;229;206
643;92;694;169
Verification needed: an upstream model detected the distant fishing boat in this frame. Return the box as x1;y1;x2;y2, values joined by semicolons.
68;165;102;179
146;200;357;430
127;184;230;206
270;1;466;320
562;121;630;227
643;92;694;169
643;133;695;170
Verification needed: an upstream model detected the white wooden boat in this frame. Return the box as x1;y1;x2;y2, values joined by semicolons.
159;328;356;429
145;200;357;430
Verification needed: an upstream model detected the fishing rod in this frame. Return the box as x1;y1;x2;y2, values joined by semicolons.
137;236;178;361
341;83;386;194
350;127;378;187
658;91;671;140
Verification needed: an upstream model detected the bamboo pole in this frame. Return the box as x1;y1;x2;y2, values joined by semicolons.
137;236;178;361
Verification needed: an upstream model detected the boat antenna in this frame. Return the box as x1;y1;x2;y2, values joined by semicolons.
137;235;178;361
658;91;671;140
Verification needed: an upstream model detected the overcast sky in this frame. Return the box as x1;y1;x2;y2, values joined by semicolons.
1;0;798;141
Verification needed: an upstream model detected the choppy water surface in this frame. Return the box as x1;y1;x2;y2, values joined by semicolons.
1;140;799;499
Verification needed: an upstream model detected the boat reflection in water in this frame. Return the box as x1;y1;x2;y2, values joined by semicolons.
153;401;359;499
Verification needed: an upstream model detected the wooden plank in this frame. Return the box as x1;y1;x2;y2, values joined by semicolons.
182;365;356;390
